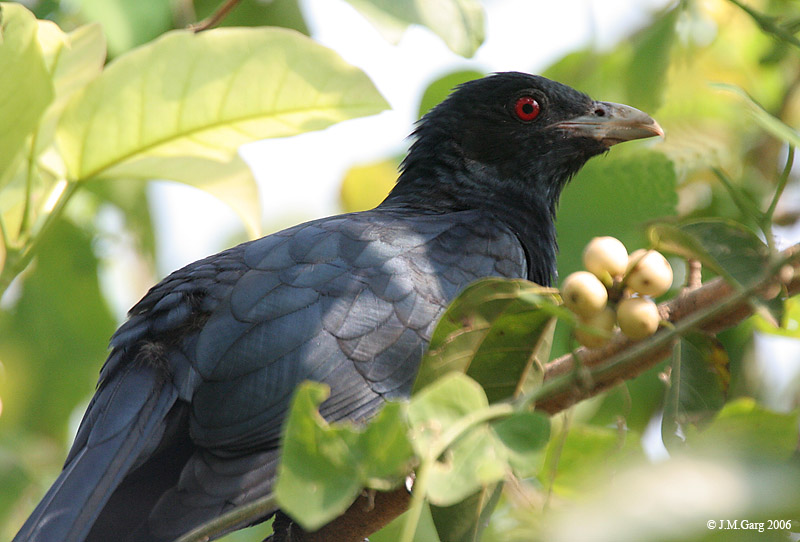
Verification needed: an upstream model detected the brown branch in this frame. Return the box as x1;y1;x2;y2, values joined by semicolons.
189;0;242;32
274;243;800;541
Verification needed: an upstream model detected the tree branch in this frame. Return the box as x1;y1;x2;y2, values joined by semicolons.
298;243;800;541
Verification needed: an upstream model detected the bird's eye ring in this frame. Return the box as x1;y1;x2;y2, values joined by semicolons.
514;96;540;121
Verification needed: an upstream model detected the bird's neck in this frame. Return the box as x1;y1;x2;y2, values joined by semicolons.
381;154;569;286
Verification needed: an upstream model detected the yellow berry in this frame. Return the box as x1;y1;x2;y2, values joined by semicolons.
575;307;616;349
626;250;673;297
583;236;628;279
617;297;660;340
561;271;608;318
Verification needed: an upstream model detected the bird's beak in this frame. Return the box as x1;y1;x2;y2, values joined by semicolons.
552;101;664;147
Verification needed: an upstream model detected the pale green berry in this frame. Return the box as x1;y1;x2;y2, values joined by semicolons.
617;297;660;340
562;271;608;318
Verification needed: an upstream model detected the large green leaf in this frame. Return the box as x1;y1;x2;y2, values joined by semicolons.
343;0;485;57
414;278;562;403
56;27;389;234
0;3;54;180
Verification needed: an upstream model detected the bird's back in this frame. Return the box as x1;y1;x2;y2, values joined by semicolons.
17;207;527;542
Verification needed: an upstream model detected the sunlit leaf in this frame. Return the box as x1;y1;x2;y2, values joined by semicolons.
0;3;54;180
102;153;262;238
275;382;360;530
56;26;389;235
414;278;562;402
35;22;106;156
276;382;413;531
408;373;488;455
343;0;485;57
426;425;506;506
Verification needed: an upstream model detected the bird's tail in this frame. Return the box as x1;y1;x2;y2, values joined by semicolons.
12;361;178;542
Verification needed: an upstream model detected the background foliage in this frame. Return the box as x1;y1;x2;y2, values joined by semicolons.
1;0;799;541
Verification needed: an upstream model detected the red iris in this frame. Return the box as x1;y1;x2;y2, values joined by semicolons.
514;96;540;121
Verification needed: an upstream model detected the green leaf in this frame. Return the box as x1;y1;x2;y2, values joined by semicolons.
426;426;506;507
556;149;678;279
662;334;729;450
275;382;361;531
626;6;679;112
685;398;800;461
429;483;503;542
713;83;800;147
417;69;484;118
35;22;106;156
358;402;415;486
0;21;107;242
193;0;309;35
408;373;489;456
648;218;769;287
342;0;485;57
56;27;389;234
0;220;116;437
491;411;550;476
339;158;399;213
541;424;643;496
0;3;54;180
753;293;800;338
275;382;413;531
75;0;172;56
414;278;561;403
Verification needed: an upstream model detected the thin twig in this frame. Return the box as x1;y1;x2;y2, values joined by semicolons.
189;0;242;33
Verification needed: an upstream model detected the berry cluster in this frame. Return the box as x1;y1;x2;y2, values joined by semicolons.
561;237;674;348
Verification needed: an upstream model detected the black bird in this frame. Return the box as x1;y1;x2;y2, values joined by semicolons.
13;72;662;542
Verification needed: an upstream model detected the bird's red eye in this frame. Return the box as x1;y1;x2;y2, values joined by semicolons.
514;96;540;121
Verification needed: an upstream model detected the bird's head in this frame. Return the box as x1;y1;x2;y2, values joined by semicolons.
392;72;663;212
384;72;663;284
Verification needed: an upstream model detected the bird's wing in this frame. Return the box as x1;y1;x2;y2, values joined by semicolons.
138;210;526;540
